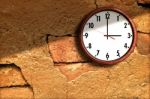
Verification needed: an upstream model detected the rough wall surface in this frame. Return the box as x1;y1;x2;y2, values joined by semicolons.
0;0;149;99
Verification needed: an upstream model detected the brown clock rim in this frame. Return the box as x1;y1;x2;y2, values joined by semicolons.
79;7;137;65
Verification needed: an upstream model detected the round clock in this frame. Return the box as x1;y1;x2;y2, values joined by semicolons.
79;7;137;65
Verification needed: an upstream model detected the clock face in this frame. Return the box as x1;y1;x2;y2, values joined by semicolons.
80;8;137;64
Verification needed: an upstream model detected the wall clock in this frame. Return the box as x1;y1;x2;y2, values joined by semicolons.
79;7;137;65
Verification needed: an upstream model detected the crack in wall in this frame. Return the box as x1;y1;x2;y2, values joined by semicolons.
137;2;150;8
137;31;150;34
46;34;49;44
46;34;77;38
0;85;31;88
94;0;98;8
46;34;53;60
54;61;92;65
46;34;90;64
45;34;100;98
46;33;109;82
0;63;35;99
19;66;35;99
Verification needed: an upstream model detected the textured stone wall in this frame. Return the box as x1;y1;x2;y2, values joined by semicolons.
0;0;149;99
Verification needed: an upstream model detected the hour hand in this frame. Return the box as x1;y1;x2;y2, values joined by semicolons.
104;35;122;37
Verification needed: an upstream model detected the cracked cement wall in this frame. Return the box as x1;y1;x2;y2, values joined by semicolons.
0;0;150;99
0;64;34;98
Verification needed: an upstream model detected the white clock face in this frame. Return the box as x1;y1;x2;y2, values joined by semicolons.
82;10;134;61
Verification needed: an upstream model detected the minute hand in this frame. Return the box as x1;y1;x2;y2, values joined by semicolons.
106;18;108;39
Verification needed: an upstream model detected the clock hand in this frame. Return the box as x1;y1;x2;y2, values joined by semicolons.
109;36;115;40
104;35;115;39
96;30;115;40
106;17;109;40
104;35;122;37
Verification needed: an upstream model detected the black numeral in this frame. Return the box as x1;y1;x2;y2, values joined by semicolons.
105;12;110;19
124;23;127;28
117;15;120;21
124;43;128;48
95;50;100;56
106;53;109;60
117;50;120;57
128;33;132;38
89;23;94;28
96;15;101;22
87;43;92;49
84;33;88;38
124;22;129;28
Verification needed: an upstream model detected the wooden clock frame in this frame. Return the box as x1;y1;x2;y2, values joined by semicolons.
79;7;137;65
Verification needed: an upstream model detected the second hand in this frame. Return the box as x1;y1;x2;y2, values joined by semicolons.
96;30;115;40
